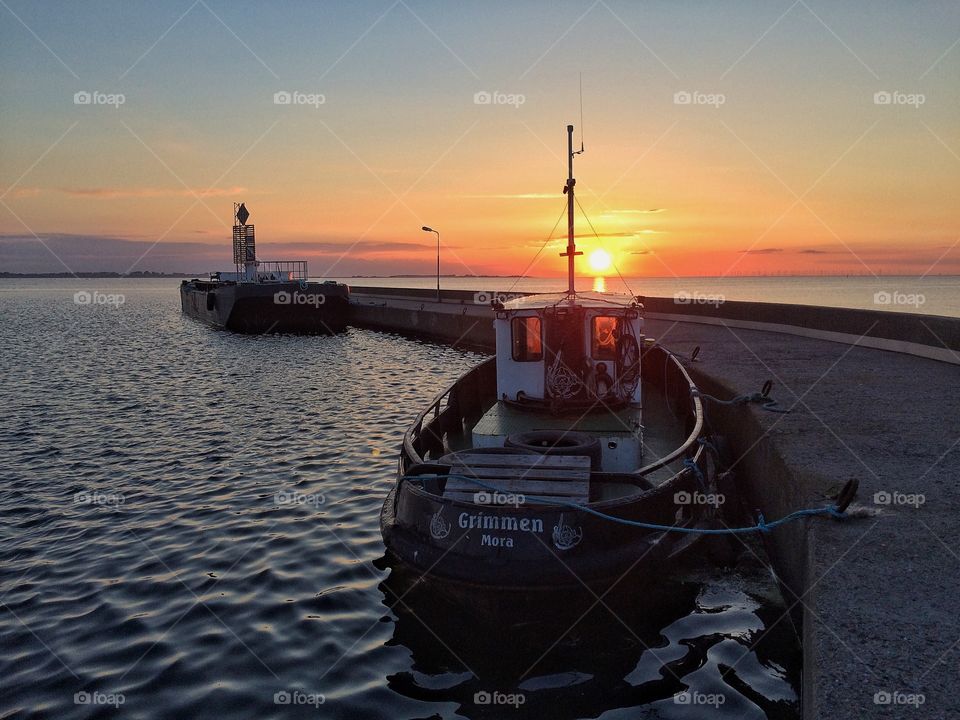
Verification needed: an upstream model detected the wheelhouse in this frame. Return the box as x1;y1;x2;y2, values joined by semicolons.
493;292;644;409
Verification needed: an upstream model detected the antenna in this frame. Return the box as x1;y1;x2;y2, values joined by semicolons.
578;73;585;153
560;125;582;296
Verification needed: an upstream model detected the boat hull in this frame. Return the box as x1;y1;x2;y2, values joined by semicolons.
380;469;714;590
380;343;721;590
179;280;349;334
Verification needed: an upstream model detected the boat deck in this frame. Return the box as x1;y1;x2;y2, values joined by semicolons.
471;401;641;437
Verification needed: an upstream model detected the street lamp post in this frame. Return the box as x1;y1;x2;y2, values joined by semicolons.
421;226;440;302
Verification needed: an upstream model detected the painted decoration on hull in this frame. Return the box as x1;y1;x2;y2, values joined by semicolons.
552;514;583;550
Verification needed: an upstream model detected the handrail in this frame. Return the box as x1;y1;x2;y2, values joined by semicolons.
402;357;496;467
634;345;704;476
401;353;701;477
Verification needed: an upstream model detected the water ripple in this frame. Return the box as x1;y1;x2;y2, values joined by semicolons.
0;281;799;718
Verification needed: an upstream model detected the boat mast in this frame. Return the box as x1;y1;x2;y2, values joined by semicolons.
561;124;582;296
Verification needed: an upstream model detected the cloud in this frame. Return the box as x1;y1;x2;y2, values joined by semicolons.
798;249;830;254
630;250;652;255
60;186;249;199
0;233;460;274
455;193;561;199
3;187;43;198
740;248;783;254
606;208;665;214
572;231;639;239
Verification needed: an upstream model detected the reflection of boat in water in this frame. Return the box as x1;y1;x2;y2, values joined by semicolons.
375;552;800;719
179;203;349;334
380;125;726;590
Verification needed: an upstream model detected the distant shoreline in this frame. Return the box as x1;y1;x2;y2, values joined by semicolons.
1;272;957;280
0;272;195;279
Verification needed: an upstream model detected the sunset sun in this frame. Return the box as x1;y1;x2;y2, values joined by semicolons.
588;248;612;274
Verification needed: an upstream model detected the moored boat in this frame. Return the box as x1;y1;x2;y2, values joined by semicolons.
180;203;349;334
380;125;726;590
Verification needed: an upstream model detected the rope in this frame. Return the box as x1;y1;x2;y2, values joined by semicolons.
506;200;569;295
682;458;707;492
692;389;790;414
409;473;847;535
574;195;635;297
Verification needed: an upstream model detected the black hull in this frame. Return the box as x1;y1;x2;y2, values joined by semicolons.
179;280;349;334
380;345;721;590
381;476;713;591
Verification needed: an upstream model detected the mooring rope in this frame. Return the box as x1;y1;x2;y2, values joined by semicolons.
692;388;790;414
410;473;850;535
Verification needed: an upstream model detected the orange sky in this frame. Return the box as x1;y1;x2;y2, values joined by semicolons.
1;2;958;276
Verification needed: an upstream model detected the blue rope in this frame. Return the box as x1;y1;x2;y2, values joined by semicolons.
692;389;790;414
682;458;707;492
410;473;845;535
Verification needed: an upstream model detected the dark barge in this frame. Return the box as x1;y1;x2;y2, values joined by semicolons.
179;203;349;334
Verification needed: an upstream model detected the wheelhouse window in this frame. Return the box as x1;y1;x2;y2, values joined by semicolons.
511;316;543;362
591;316;620;360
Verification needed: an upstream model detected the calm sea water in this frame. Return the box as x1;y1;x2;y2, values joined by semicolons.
1;279;800;719
333;275;960;318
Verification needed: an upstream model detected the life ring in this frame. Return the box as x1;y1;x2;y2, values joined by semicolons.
504;430;602;469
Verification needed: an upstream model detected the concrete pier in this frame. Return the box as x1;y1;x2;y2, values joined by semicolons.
350;286;960;719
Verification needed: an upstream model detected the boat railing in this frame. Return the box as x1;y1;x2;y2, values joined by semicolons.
401;357;497;472
255;260;308;282
635;344;704;475
399;349;703;479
